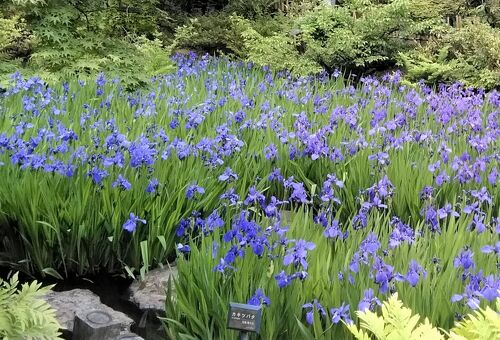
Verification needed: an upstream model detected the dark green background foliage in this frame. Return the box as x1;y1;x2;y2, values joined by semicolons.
1;0;500;87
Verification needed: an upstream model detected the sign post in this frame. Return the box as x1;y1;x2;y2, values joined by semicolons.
227;303;262;339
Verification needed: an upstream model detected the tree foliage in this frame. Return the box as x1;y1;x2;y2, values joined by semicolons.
0;0;174;87
401;20;500;88
1;0;500;87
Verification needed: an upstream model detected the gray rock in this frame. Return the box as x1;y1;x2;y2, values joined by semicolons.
73;309;123;340
115;331;144;340
44;289;133;333
127;265;177;314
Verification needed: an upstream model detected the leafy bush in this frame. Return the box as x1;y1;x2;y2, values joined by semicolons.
401;21;500;89
0;16;22;52
234;15;322;75
234;1;441;76
171;12;288;57
408;0;466;19
297;1;426;73
171;13;249;56
225;0;279;18
0;272;61;339
0;11;31;85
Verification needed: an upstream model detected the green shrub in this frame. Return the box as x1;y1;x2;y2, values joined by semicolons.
235;1;440;76
225;0;279;18
171;13;249;56
171;12;288;57
401;20;500;89
0;16;22;52
234;15;322;75
0;272;61;339
483;0;500;27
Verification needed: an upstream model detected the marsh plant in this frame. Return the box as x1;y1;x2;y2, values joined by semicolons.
0;54;498;338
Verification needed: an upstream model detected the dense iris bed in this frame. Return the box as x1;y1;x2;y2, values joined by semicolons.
0;54;499;338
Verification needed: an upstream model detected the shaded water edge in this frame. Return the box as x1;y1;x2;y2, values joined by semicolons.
0;267;166;340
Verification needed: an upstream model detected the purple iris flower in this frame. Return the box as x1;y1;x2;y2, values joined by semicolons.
488;167;498;185
437;203;460;219
112;174;132;191
290;182;308;204
264;143;278;160
353;207;369;229
463;202;479;215
218;167;238;182
358;289;382;312
368;152;390;166
275;271;292;288
419;186;434;201
123;213;146;232
454;249;475;272
372;256;395;293
176;243;191;253
146;178;159;193
220;188;240;206
243;186;265;206
388;217;415;249
435;171;450;186
451;272;485;309
213;258;235;273
479;275;500;302
103;152;125;168
428;160;441;173
404;260;427;287
204;210;224;234
481;242;500;257
176;219;190;237
268;167;284;182
323;219;347;240
283;239;316;270
264;196;286;218
377;176;395;197
87;166;108;185
186;184;205;199
422;205;440;232
470;187;492;205
360;232;381;255
248;288;270;307
302;299;327;325
129;137;156;168
330;303;352;325
320;174;344;203
468;213;486;233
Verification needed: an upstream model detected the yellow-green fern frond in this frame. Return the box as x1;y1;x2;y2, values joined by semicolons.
0;272;61;340
345;293;445;340
449;299;500;340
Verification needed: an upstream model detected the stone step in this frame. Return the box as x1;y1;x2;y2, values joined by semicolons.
127;265;178;315
44;288;142;339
